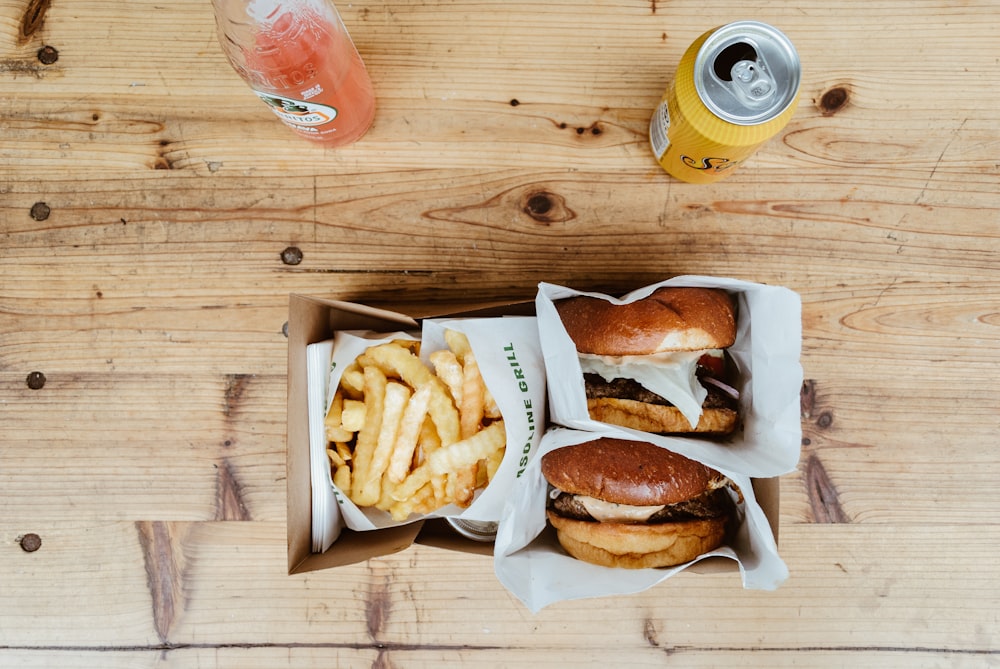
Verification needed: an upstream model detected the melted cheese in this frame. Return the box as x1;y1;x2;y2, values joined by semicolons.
577;495;666;523
578;350;709;429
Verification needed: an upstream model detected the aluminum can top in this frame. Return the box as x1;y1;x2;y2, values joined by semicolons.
446;518;498;542
694;21;801;126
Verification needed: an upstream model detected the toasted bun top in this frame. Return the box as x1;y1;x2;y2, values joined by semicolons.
540;438;726;506
555;287;736;355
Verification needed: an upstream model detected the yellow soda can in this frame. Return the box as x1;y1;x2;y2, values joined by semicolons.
649;21;801;184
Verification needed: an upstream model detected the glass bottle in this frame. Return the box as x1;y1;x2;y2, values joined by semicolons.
211;0;376;148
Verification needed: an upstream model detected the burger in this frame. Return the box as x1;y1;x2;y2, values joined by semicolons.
541;438;737;569
555;286;739;435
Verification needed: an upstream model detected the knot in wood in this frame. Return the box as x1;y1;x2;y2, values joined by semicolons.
526;193;552;217
19;0;51;42
819;86;849;116
522;190;574;224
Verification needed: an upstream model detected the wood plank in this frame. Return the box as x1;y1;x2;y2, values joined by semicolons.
5;365;1000;526
2;0;998;664
1;523;997;656
2;171;995;306
2;373;287;521
2;2;998;175
0;649;996;669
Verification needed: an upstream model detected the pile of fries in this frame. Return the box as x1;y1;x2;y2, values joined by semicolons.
325;331;505;521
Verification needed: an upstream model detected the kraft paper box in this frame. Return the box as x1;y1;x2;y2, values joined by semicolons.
286;294;542;575
287;283;790;582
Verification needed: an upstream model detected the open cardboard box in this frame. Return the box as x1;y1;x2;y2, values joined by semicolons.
286;293;782;577
287;294;538;574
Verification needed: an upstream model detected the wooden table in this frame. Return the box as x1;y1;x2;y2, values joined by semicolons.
2;0;998;666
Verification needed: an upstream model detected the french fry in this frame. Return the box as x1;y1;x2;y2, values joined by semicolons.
376;476;398;512
483;387;501;419
444;329;472;363
420;418;446;500
340;399;366;432
326;424;354;444
334;441;352;463
393;421;505;502
390;465;432;505
485;447;504;481
451;464;478;508
329;330;506;520
323;389;347;440
333;464;352;492
327;448;346;469
350;365;388;505
389;481;436;521
363;342;436;387
428;421;505;476
417;416;440;460
425;382;461;446
430;349;464;404
430;471;447;502
459;352;486;439
365;341;460;446
387;383;433;483
339;362;365;398
325;390;357;443
356;381;411;506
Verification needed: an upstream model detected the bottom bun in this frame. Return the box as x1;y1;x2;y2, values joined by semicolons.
547;510;727;569
587;398;737;435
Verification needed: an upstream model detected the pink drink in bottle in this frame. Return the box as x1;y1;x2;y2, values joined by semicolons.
212;0;375;147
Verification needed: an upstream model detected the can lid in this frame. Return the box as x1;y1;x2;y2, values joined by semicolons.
446;518;498;542
694;21;801;125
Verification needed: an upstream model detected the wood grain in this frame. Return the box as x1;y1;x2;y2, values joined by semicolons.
1;0;998;665
2;524;998;658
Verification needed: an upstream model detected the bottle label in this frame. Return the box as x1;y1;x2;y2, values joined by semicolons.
254;90;338;128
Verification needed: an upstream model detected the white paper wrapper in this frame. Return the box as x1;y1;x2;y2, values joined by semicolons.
420;317;547;522
494;427;788;613
535;277;803;478
310;317;546;539
306;340;342;553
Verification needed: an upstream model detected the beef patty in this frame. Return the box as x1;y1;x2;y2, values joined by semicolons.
583;374;736;411
548;486;733;524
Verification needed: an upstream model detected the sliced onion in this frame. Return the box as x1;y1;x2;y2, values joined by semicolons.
703;375;740;399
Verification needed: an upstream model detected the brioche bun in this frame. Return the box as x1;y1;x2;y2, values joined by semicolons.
556;287;736;356
586;398;738;435
547;511;728;569
541;439;733;569
555;286;739;435
540;438;728;505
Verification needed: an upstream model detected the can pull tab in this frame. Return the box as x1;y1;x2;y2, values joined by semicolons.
713;41;776;109
730;59;774;106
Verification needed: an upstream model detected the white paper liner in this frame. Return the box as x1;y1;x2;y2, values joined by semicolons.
306;340;342;553
535;276;803;478
308;317;547;543
494;427;788;613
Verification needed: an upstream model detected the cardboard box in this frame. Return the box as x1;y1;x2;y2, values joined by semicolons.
286;292;782;577
286;294;536;574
